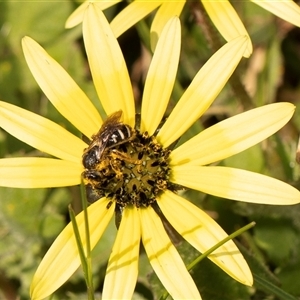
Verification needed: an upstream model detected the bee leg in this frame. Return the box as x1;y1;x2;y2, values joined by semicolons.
85;184;101;203
111;149;141;165
83;170;102;181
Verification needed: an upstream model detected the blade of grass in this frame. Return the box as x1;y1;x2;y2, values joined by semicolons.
69;198;94;300
80;181;94;298
159;221;256;300
188;222;256;271
253;273;297;300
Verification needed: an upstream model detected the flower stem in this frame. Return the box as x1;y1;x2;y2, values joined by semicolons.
80;180;94;300
68;181;95;300
159;221;256;300
187;221;256;272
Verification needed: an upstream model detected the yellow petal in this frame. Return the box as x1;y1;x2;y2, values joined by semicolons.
158;190;253;285
110;1;161;38
0;101;86;162
251;0;300;27
83;3;135;126
139;207;201;299
30;198;115;300
66;0;122;28
157;35;248;148
0;158;82;188
150;0;185;51
103;207;140;299
172;165;300;205
22;36;102;138
170;102;295;166
66;1;89;28
202;0;252;57
141;17;181;136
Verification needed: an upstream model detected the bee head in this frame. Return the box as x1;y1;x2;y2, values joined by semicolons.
82;145;100;169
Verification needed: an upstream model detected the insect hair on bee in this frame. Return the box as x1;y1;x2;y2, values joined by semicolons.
82;110;136;208
81;110;174;229
82;110;134;169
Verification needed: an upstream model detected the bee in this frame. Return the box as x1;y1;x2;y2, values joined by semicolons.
82;110;134;169
82;111;135;229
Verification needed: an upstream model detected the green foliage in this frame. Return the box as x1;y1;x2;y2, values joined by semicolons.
1;1;300;299
149;241;251;300
0;187;68;298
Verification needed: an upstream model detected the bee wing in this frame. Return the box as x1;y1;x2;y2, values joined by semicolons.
85;111;123;148
99;110;123;132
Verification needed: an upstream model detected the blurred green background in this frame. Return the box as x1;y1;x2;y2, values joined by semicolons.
1;1;300;299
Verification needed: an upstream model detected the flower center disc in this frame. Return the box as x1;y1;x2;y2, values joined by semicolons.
83;129;171;208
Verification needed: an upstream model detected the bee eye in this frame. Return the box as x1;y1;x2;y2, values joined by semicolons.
83;146;100;169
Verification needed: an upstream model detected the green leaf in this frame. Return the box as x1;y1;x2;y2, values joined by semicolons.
277;262;300;297
253;218;298;266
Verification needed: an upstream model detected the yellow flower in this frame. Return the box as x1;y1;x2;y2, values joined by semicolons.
0;3;299;300
66;0;300;57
